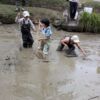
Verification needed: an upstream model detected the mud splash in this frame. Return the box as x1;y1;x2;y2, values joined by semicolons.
0;24;100;100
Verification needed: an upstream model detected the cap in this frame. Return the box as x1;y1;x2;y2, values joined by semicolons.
71;35;80;43
23;11;30;17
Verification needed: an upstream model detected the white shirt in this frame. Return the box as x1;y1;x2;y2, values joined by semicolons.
69;0;79;2
15;17;36;30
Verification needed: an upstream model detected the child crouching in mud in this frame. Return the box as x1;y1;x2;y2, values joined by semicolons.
57;35;86;57
37;18;52;60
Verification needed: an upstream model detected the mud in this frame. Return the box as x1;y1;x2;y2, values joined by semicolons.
0;24;100;100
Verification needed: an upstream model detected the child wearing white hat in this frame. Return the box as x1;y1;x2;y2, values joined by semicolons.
57;35;86;57
15;11;36;48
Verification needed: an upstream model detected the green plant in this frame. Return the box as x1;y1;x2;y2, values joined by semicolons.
0;0;68;8
0;4;62;24
79;12;100;33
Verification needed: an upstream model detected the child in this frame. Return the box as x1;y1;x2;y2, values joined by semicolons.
57;35;86;57
38;18;52;58
15;11;36;48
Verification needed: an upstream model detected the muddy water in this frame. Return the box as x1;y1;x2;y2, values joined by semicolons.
0;24;100;100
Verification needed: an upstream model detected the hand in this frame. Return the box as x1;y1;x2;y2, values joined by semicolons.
83;51;87;57
39;19;40;24
38;38;44;41
65;44;67;47
17;12;21;16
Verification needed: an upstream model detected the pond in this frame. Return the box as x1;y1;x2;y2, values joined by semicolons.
0;24;100;100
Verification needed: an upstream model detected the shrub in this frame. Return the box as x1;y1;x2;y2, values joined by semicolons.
0;0;68;10
79;12;100;33
0;4;62;24
0;4;16;24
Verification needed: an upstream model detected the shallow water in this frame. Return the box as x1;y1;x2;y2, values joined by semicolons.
0;24;100;100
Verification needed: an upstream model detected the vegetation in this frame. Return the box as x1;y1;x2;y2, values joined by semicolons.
0;0;100;33
0;0;99;11
0;4;62;24
0;4;16;24
79;12;100;33
83;1;100;13
0;0;68;10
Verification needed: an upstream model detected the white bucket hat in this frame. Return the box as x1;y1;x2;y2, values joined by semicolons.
71;35;80;43
23;11;30;17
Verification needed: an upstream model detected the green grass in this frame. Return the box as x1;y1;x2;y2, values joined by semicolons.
0;0;94;10
0;4;62;24
79;12;100;33
0;0;68;10
0;4;16;24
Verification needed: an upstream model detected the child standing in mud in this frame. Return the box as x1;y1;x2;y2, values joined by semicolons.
15;11;36;48
38;18;52;59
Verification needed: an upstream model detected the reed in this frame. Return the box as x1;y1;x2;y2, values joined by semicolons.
79;12;100;33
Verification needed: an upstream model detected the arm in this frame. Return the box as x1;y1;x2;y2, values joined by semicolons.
15;12;21;23
61;38;67;47
38;20;44;31
29;20;36;32
76;43;86;56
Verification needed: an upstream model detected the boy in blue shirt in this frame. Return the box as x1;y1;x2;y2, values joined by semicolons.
38;18;52;58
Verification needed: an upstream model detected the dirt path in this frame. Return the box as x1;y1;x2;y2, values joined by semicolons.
0;24;100;100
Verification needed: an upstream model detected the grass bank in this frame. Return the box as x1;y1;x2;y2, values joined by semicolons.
0;0;68;11
0;4;62;24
